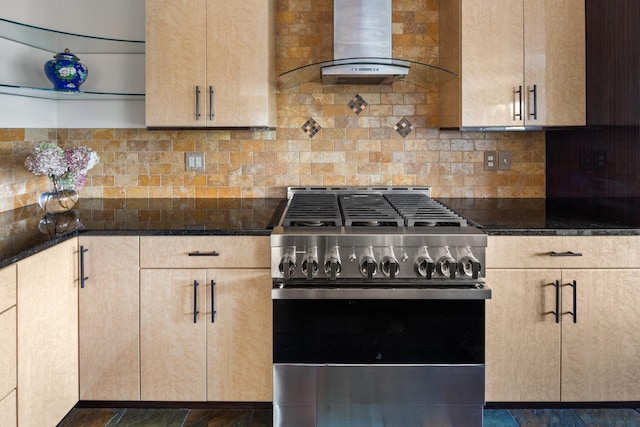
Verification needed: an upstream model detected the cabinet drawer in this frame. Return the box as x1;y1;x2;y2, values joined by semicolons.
487;236;640;269
140;236;270;269
0;265;16;314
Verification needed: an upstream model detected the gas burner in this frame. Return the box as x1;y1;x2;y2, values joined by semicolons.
354;220;380;227
300;221;325;227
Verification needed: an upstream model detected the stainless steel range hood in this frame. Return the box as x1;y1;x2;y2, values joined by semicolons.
278;0;456;88
322;0;408;85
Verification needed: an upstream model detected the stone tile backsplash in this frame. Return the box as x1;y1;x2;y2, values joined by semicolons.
0;0;545;212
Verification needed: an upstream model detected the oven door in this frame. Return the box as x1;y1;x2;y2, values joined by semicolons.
272;286;489;427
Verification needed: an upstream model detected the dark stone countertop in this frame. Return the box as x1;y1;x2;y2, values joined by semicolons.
4;196;640;270
0;198;286;269
438;198;640;236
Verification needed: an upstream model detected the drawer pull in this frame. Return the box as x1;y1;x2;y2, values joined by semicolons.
80;246;89;288
566;280;577;323
188;251;220;257
193;280;199;324
210;280;217;323
551;280;560;324
549;251;582;257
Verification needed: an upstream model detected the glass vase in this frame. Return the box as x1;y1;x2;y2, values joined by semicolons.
39;178;79;214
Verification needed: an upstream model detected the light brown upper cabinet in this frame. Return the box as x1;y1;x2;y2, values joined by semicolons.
145;0;276;128
439;0;586;128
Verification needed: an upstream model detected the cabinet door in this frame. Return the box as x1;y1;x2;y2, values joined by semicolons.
440;0;524;128
206;269;272;401
140;269;207;401
78;236;140;400
485;268;561;401
561;270;640;401
0;264;16;403
146;0;207;127
524;0;585;126
17;239;78;427
206;0;275;127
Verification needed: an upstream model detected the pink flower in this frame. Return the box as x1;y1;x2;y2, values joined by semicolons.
24;142;100;190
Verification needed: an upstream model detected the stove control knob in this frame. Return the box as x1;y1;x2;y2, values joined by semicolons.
381;256;399;278
359;247;377;279
278;250;297;280
301;247;319;280
323;247;342;280
360;257;377;279
325;259;342;280
433;247;458;279
415;256;436;279
457;246;482;279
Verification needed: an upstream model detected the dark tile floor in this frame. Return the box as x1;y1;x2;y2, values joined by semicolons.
58;407;640;427
57;408;272;427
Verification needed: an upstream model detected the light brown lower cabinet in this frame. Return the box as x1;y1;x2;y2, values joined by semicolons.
485;268;561;401
140;267;272;402
17;238;79;427
0;264;16;427
486;236;640;402
78;236;140;400
140;269;208;401
560;270;640;401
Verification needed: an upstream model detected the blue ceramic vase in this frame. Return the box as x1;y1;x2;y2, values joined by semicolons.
44;48;88;91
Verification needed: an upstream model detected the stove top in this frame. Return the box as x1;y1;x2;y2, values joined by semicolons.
280;187;467;229
271;187;486;282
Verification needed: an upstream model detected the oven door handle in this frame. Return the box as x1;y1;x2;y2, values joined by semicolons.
272;286;491;300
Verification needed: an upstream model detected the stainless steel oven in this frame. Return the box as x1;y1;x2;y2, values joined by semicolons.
271;188;490;427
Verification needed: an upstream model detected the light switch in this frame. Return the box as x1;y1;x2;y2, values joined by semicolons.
499;151;511;171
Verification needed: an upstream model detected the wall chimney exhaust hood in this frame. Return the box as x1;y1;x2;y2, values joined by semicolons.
278;0;456;89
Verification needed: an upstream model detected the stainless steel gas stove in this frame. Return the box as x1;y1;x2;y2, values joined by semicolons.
271;187;490;427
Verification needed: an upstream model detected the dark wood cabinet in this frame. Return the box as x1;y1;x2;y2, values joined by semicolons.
546;0;640;199
586;0;640;126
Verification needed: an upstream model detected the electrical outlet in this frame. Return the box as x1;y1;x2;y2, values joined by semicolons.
499;151;512;171
484;151;497;171
185;152;205;172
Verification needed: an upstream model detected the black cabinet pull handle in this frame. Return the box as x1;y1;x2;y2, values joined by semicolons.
529;84;538;120
209;85;214;120
210;280;217;323
566;280;577;323
551;280;560;323
195;86;201;120
188;251;220;257
80;246;89;288
193;280;199;324
514;85;523;120
549;251;582;257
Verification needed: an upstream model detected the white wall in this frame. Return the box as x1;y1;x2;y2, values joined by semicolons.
0;0;145;128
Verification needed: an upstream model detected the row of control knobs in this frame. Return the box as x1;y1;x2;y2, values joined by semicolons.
278;246;481;280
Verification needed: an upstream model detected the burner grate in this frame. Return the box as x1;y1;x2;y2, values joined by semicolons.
339;194;404;227
384;194;467;227
282;194;342;226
